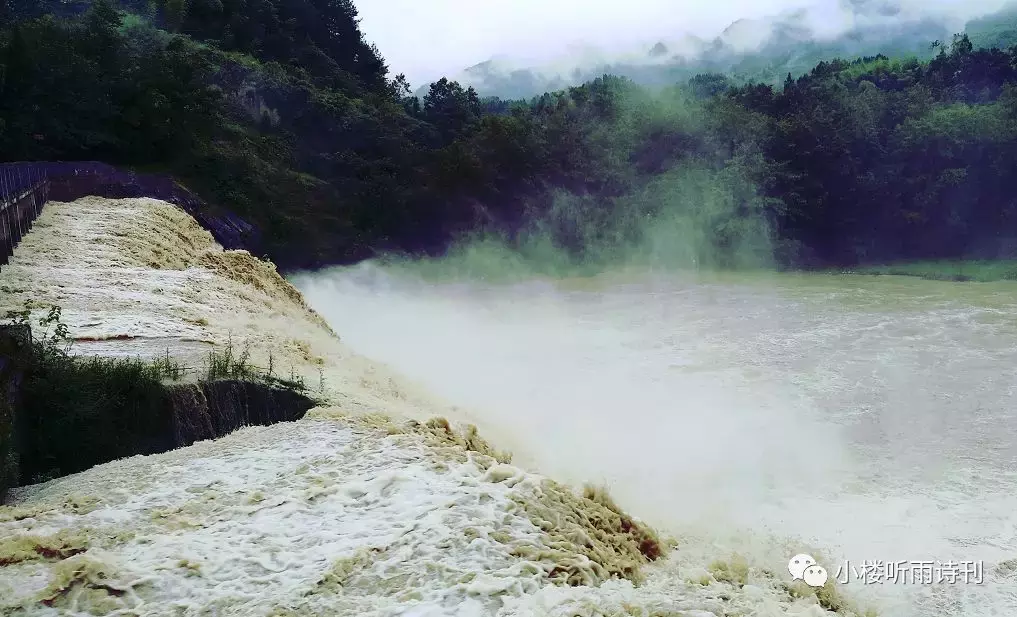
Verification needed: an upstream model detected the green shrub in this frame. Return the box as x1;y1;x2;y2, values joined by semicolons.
1;303;173;483
17;351;175;484
2;302;313;485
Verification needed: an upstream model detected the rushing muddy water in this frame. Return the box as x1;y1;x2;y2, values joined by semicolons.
293;265;1017;617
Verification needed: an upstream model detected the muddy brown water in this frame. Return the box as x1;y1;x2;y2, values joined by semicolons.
293;266;1017;617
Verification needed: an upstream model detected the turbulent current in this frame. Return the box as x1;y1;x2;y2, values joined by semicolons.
292;264;1017;617
2;197;1015;616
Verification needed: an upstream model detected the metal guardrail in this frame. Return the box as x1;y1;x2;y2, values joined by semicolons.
0;161;260;273
0;164;48;208
0;164;50;271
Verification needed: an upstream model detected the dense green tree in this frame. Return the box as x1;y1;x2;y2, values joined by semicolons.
6;2;1017;270
421;78;482;147
688;73;732;99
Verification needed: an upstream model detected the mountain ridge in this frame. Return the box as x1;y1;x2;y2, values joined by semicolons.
416;0;1017;100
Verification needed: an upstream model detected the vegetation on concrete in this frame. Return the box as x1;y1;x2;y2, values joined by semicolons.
0;302;317;491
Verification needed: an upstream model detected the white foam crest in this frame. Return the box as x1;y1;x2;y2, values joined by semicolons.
2;418;859;616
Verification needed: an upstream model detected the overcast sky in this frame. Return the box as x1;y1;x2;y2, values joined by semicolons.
353;0;1010;88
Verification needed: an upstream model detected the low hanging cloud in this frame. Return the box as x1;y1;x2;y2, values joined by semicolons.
354;0;1014;88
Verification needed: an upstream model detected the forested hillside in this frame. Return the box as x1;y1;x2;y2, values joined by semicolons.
440;3;1017;101
2;0;1017;271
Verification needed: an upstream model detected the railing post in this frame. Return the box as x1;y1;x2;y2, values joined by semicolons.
14;169;23;244
1;168;7;266
1;206;8;266
32;168;39;220
21;168;28;236
2;169;10;264
24;168;31;228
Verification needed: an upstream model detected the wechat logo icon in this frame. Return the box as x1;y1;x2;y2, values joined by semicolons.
788;553;829;588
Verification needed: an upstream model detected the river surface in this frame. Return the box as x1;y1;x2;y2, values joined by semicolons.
293;265;1017;617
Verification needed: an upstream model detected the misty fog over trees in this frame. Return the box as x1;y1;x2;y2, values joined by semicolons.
2;0;1017;272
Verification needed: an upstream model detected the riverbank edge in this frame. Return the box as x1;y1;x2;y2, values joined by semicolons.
824;259;1017;282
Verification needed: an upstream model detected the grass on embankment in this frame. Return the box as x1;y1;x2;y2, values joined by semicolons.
836;259;1017;282
1;302;318;500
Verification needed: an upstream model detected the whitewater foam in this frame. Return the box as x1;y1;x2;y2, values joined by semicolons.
0;196;468;423
290;262;1017;617
0;197;863;616
1;412;859;617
